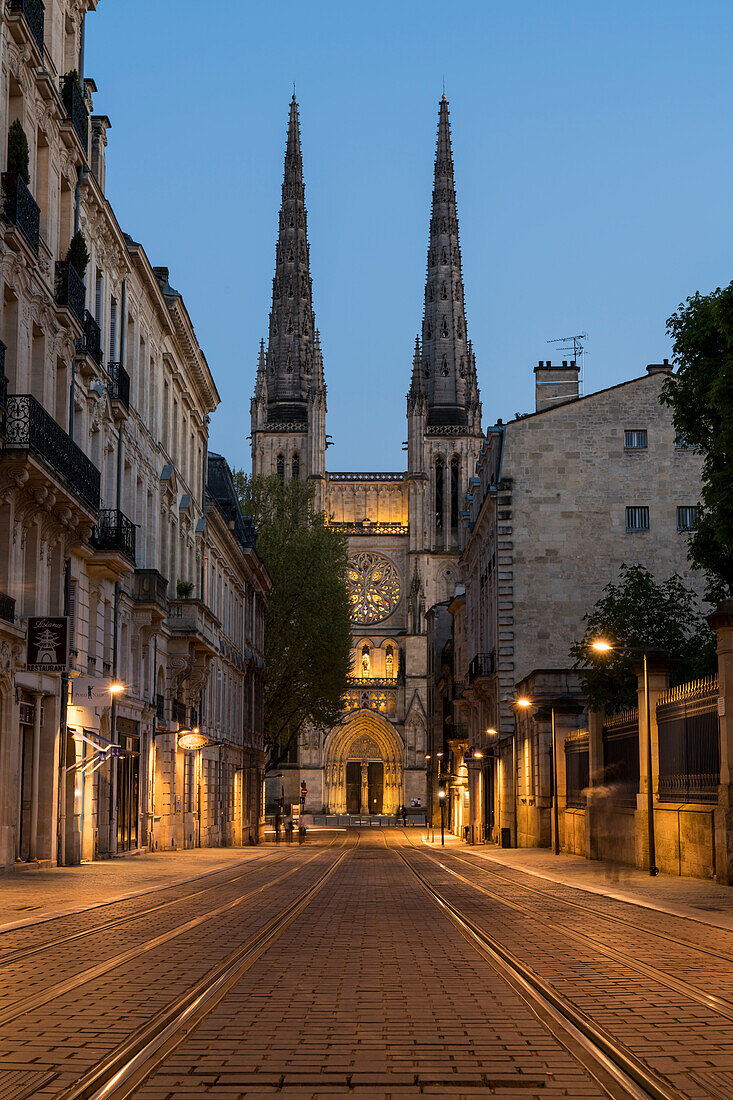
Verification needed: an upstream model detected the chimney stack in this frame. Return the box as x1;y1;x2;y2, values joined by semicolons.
533;359;580;413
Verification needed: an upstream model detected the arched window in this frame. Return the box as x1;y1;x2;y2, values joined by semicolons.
291;453;300;480
361;644;370;675
435;457;444;532
276;453;285;482
450;456;460;530
385;645;394;680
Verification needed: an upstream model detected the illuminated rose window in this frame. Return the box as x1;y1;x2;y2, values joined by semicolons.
346;552;401;625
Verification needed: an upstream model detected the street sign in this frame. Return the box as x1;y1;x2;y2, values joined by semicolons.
27;617;68;673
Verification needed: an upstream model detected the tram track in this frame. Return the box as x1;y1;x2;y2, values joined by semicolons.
0;836;347;1029
52;833;358;1100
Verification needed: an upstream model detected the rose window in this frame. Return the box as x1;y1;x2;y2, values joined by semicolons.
346;553;401;625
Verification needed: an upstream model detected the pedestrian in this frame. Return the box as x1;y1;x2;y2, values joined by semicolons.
401;804;408;827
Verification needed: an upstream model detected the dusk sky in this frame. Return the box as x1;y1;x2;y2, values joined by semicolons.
86;1;733;472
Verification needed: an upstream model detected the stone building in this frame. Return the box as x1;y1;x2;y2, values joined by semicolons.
0;0;268;870
252;96;483;814
457;359;705;848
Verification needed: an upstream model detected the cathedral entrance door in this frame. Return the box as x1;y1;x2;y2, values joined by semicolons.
346;761;361;814
368;762;384;814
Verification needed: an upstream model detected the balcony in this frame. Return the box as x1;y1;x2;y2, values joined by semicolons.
4;394;100;513
467;652;495;684
61;73;88;151
107;362;130;411
90;509;136;566
55;260;85;326
76;310;103;370
0;592;16;625
345;676;399;689
129;569;169;609
167;598;220;655
2;172;40;255
7;0;44;58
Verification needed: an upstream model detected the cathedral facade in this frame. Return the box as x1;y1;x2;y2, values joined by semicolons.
251;96;483;816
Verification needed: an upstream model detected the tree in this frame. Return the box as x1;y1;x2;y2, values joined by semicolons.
7;120;30;184
66;230;89;276
569;564;717;714
234;472;352;771
661;283;733;598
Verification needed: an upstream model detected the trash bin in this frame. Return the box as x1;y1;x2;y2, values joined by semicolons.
500;827;512;849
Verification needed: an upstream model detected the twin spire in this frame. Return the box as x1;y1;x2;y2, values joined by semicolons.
259;94;479;431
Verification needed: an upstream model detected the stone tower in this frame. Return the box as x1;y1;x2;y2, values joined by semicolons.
407;96;483;613
251;96;327;510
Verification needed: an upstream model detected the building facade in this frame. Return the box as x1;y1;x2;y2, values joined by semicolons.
456;359;705;849
0;0;267;871
252;97;483;814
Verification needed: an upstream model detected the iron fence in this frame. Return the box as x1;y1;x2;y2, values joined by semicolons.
61;73;88;148
2;172;40;254
9;0;44;55
107;361;130;409
90;509;136;565
468;652;494;682
657;679;720;804
55;260;85;324
0;592;15;624
602;709;639;809
78;310;102;366
565;730;589;809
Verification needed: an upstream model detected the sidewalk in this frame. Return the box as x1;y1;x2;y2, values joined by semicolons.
0;848;265;932
421;833;733;931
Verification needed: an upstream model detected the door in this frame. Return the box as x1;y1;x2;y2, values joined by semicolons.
346;761;361;814
368;762;384;815
116;734;140;852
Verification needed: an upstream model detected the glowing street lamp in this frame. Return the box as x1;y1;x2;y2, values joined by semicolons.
590;638;659;876
109;681;125;695
438;786;446;846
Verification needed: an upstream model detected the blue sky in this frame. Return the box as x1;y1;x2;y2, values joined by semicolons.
85;2;733;472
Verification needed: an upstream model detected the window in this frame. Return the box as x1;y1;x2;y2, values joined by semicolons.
624;430;647;449
435;457;444;531
677;506;699;531
109;296;118;360
291;453;300;480
276;453;285;481
450;456;460;529
675;434;691;450
626;506;649;531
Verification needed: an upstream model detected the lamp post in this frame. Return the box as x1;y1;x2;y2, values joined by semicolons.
516;696;578;857
438;787;446;846
591;641;659;876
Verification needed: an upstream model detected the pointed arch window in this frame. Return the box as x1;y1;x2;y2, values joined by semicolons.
450;456;460;530
441;247;447;264
441;282;448;300
286;313;293;334
423;361;430;378
426;323;432;340
361;644;371;675
276;453;285;482
291;453;300;480
385;644;395;680
286;351;293;373
428;285;434;303
457;318;463;337
441;319;449;338
435;457;444;532
441;355;449;376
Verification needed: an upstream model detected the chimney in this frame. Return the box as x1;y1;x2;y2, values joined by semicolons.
90;115;111;194
533;359;580;413
646;358;672;375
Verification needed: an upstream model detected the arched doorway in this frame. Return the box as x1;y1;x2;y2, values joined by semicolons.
323;712;403;814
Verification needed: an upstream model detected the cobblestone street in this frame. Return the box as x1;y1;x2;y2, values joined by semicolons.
0;830;731;1099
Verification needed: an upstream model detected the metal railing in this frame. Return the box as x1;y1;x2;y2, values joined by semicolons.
0;340;7;411
0;592;15;624
328;522;409;536
90;508;136;565
78;310;103;366
9;0;44;55
155;694;165;721
565;731;589;809
61;73;88;148
2;172;40;255
55;260;85;324
129;569;168;607
107;361;130;409
345;675;399;688
4;394;100;512
468;652;494;682
602;711;639;809
657;687;720;804
172;699;187;724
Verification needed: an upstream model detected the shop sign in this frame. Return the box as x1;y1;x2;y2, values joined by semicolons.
70;677;118;705
178;731;208;751
26;617;68;673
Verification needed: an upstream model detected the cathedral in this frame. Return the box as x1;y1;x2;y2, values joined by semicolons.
251;96;483;815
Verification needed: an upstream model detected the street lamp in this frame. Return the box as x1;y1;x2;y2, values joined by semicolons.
438;787;446;846
590;640;659;876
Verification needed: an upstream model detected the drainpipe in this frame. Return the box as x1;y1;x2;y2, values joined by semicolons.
56;559;72;865
108;580;120;855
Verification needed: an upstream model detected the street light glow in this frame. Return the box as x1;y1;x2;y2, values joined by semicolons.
436;751;444;758
486;727;498;736
438;789;446;800
591;640;614;652
516;697;532;708
109;682;125;694
473;750;484;759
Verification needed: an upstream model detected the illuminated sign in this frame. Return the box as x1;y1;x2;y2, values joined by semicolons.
178;731;208;751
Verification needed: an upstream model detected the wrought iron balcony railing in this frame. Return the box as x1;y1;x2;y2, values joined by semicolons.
55;260;85;325
107;361;130;410
0;592;16;624
4;394;100;512
467;652;495;683
172;699;187;724
61;73;88;149
9;0;44;56
129;568;169;608
77;310;102;366
2;172;40;255
90;508;136;565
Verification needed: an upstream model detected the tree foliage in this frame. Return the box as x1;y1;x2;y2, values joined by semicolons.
661;283;733;598
66;230;90;276
569;564;717;714
234;472;352;771
7;120;30;184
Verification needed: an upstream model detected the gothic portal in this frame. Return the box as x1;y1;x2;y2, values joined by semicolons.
253;96;483;814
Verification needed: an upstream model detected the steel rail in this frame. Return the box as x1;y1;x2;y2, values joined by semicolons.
421;840;733;965
0;850;293;968
408;840;733;1024
392;843;680;1100
0;840;344;1028
56;835;357;1100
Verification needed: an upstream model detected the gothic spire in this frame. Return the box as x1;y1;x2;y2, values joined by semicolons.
264;95;318;424
417;95;473;426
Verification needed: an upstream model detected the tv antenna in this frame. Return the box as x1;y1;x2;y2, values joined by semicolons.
547;332;587;396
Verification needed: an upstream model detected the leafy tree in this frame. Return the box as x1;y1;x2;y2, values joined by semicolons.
66;230;89;276
661;283;733;598
234;472;352;771
570;564;717;714
7;120;30;184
